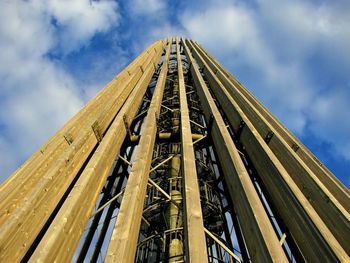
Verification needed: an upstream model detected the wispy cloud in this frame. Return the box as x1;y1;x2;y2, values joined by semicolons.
48;0;119;54
0;0;119;181
0;0;349;187
122;0;350;185
180;3;313;133
179;0;350;164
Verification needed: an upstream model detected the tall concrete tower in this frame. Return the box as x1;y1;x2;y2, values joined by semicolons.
0;38;349;263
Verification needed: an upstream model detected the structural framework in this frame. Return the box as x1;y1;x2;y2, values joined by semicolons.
0;38;349;263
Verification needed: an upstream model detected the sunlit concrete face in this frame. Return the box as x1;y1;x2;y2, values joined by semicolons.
0;38;349;263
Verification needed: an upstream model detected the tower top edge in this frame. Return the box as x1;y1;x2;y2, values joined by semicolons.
160;36;193;42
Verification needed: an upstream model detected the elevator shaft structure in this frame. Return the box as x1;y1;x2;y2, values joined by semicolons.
0;38;349;263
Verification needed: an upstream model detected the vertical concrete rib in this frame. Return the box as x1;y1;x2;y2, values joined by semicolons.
190;41;350;252
0;42;165;262
104;43;170;263
187;40;349;262
177;38;208;262
193;41;350;207
183;39;288;263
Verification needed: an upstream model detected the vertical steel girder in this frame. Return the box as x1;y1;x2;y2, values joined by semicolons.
0;37;349;263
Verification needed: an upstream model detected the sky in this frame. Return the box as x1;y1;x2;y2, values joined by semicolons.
0;0;349;188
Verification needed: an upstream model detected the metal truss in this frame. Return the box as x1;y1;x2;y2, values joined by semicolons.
0;38;349;263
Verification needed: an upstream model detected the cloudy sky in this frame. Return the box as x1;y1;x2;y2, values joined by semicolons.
0;0;349;187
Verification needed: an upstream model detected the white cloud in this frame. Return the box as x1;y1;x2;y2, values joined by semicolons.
181;4;313;133
128;0;166;16
0;0;349;186
310;89;350;159
146;23;186;45
180;0;350;161
48;0;119;53
0;0;120;182
183;6;257;55
257;0;350;64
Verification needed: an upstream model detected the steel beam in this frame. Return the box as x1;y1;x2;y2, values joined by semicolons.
204;228;241;263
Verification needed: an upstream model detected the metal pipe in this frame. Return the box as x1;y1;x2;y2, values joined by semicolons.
167;156;183;262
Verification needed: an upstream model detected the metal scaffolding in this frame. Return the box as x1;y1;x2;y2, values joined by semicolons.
0;38;349;263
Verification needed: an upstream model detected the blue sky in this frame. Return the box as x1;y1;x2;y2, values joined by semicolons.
0;0;349;188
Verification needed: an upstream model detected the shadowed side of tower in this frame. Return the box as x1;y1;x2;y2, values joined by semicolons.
0;38;349;263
